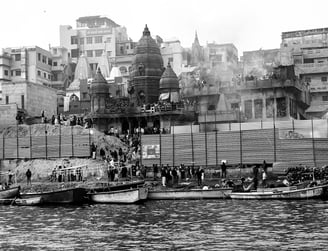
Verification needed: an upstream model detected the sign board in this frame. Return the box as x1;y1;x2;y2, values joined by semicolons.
142;145;160;159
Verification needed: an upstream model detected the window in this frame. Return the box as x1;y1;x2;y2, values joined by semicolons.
95;50;103;57
305;77;311;83
53;61;58;66
4;70;8;76
95;36;102;43
21;95;24;109
82;92;87;99
48;58;52;66
107;51;112;57
11;70;14;76
38;53;41;61
71;36;78;44
43;73;47;78
86;37;93;44
15;70;21;76
5;96;9;104
87;50;93;57
71;49;79;58
14;54;21;61
42;55;47;63
323;96;328;101
79;38;85;45
48;74;51;80
168;57;174;62
322;76;327;82
106;37;111;43
37;70;41;76
53;48;57;54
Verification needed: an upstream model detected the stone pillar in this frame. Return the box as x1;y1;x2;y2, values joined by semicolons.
263;96;266;119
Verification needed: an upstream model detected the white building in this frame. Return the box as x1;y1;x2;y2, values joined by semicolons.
60;15;130;73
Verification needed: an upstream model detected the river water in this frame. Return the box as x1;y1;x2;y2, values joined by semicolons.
1;200;328;250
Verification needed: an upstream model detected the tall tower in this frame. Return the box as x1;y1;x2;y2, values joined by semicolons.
191;31;204;66
130;25;164;105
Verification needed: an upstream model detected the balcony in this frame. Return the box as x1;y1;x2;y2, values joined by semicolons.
296;62;328;74
235;79;304;92
198;110;243;123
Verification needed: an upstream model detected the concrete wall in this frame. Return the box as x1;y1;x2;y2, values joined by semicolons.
0;104;17;125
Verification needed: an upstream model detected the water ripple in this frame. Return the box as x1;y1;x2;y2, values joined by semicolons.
0;200;328;250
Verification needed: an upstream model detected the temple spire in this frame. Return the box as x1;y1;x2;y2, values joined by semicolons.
143;24;150;36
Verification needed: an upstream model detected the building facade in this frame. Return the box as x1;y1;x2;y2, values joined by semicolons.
60;15;131;74
281;27;328;118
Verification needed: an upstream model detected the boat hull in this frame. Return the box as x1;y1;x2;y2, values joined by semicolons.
20;187;87;204
15;197;43;206
230;185;328;200
148;188;232;200
89;187;148;204
0;186;20;199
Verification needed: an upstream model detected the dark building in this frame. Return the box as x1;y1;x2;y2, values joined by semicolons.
130;25;164;105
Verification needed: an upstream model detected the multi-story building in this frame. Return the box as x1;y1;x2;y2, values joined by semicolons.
60;15;131;74
49;46;75;90
160;39;187;76
1;46;53;86
281;27;328;118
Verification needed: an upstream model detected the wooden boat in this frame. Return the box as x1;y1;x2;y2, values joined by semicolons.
0;186;20;199
20;187;87;204
148;187;232;200
15;196;43;206
230;184;328;200
88;187;148;204
0;199;16;205
88;180;145;193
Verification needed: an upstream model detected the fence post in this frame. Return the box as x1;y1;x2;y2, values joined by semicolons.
172;120;175;167
292;119;295;132
239;109;243;175
190;123;194;168
2;134;5;160
159;127;162;167
71;126;74;157
215;112;218;168
88;127;91;158
59;123;62;158
311;118;316;167
16;124;19;159
273;108;276;162
260;119;263;129
29;125;32;159
45;123;48;160
204;112;208;169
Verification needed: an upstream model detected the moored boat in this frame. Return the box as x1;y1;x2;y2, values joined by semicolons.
148;187;232;200
20;187;87;204
88;187;148;204
0;198;16;205
230;184;328;200
0;186;20;199
15;196;43;206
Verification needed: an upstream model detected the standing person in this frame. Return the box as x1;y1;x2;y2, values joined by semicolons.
8;170;13;185
196;167;202;186
252;165;259;190
26;169;32;186
153;164;158;181
161;165;167;187
221;161;227;178
262;160;268;187
91;143;97;159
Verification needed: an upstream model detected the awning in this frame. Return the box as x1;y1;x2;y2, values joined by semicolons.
159;93;170;100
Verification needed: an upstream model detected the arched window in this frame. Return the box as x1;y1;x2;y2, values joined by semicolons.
119;66;127;74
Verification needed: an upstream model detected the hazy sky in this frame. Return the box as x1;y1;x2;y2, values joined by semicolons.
1;0;328;56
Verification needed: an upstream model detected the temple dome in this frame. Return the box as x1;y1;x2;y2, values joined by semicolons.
67;54;92;90
131;25;163;78
90;68;109;94
159;62;179;91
